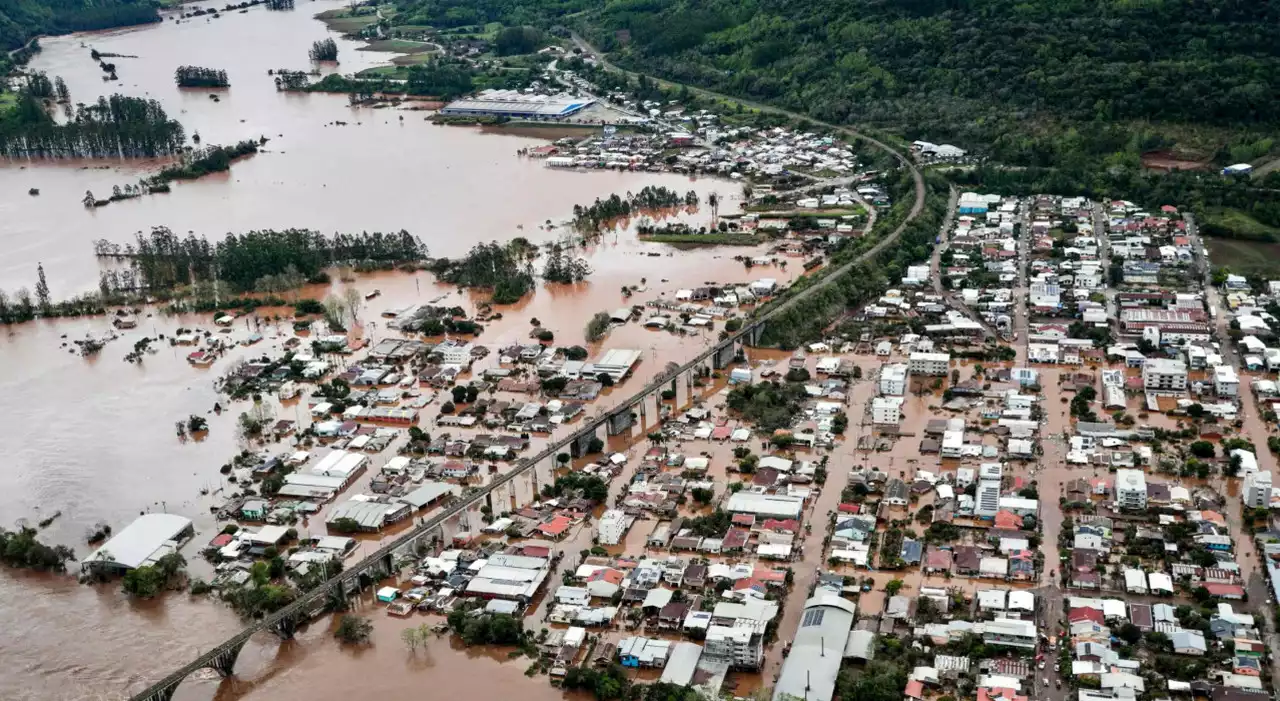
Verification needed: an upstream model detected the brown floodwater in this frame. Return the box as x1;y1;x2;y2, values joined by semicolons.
0;4;803;701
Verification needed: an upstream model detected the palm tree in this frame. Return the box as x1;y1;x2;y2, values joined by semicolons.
708;192;719;225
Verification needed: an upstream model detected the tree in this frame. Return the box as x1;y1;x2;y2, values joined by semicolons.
34;263;50;310
691;487;714;504
586;437;604;454
885;579;904;596
585;311;611;342
309;38;338;61
1189;441;1215;459
1117;622;1141;645
334;614;373;644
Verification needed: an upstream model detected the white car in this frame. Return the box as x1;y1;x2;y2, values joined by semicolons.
1038;662;1045;670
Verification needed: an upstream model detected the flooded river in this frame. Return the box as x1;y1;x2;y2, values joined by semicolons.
0;4;792;700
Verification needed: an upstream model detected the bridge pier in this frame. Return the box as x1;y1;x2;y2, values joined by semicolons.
745;322;765;347
270;613;299;641
712;342;735;370
137;679;181;701
207;638;247;678
328;578;351;611
570;425;603;459
605;408;634;436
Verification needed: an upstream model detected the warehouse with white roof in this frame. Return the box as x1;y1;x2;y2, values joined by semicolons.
83;513;194;573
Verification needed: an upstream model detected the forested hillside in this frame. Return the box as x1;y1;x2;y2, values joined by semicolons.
583;0;1279;157
0;0;159;51
389;0;1278;167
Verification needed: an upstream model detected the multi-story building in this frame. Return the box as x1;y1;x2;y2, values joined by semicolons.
879;363;908;396
1244;471;1272;509
1115;469;1148;511
871;397;903;426
1214;364;1239;397
908;352;951;376
1142;358;1187;392
983;618;1037;649
597;509;630;546
705;625;761;669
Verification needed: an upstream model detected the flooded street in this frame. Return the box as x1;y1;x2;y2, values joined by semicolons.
0;4;793;701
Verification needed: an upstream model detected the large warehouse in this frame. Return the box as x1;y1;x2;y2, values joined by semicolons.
439;90;594;120
83;513;194;574
773;595;859;701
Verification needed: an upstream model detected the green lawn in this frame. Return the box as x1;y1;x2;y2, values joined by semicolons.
359;38;433;53
639;233;761;246
1206;238;1280;278
314;8;380;33
1202;207;1280;241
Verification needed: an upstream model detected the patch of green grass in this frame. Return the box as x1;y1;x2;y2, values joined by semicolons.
639;233;761;246
0;91;18;115
1202;207;1280;241
1207;238;1280;278
314;8;378;34
359;38;434;53
391;52;435;66
355;65;405;79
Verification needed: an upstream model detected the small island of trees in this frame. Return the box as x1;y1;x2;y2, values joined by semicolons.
95;226;429;293
430;241;533;304
309;38;338;61
174;66;229;88
573;186;699;232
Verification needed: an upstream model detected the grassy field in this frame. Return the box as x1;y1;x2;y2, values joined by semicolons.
639;233;761;246
391;52;436;66
1201;207;1280;241
1206;238;1280;278
359;38;433;53
314;7;387;34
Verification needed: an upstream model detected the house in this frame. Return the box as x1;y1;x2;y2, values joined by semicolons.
618;636;671;667
983;618;1037;649
1172;629;1208;656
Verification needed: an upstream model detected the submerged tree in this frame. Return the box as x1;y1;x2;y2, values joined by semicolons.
174;66;229;88
34;263;50;311
309;38;338;62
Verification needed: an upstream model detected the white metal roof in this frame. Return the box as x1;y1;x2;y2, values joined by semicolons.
86;513;192;570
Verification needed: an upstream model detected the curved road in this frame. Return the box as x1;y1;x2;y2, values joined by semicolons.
128;40;930;701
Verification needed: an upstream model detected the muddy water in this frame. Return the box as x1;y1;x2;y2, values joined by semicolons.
0;0;744;295
0;5;802;701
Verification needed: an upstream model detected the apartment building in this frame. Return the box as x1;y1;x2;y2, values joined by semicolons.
1142;358;1187;392
1115;469;1148;511
908;351;951;376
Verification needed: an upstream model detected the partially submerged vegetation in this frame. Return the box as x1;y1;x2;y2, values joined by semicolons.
93;226;428;293
174;66;230;88
0;93;184;159
0;526;75;572
572;186;698;232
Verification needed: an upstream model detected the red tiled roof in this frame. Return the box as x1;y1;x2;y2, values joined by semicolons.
1204;583;1246;597
994;510;1023;529
1069;607;1104;624
538;515;572;537
588;568;624;585
760;518;799;533
905;680;924;699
